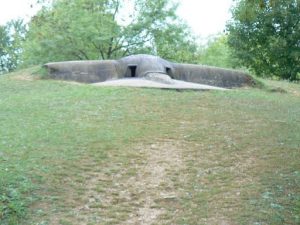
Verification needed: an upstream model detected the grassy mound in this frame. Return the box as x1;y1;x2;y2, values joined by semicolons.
0;69;299;224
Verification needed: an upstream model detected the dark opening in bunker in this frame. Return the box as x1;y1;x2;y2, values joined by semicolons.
129;65;137;77
166;67;173;78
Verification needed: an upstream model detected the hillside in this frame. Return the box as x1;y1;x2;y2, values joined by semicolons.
0;69;299;225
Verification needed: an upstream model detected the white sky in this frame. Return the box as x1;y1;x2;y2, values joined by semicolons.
0;0;233;37
0;0;37;24
177;0;233;38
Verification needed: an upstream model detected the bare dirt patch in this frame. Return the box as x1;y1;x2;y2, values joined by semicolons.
11;74;38;81
124;140;184;225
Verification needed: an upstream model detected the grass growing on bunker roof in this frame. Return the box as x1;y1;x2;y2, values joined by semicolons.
0;69;299;224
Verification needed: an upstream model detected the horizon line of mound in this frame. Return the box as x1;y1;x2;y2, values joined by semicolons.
44;54;255;88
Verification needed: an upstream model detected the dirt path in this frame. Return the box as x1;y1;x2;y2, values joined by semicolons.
123;140;184;225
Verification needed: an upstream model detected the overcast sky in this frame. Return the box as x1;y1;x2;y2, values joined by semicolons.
177;0;233;37
0;0;233;37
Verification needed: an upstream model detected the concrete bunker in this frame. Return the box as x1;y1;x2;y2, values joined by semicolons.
44;54;254;88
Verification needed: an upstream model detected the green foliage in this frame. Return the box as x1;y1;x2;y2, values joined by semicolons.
0;20;26;74
227;0;300;80
154;23;200;63
199;34;237;68
22;0;198;65
0;174;34;225
0;25;10;73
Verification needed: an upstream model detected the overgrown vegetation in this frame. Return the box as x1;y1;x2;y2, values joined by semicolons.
198;34;237;69
0;19;26;74
21;0;198;65
0;70;299;224
227;0;300;80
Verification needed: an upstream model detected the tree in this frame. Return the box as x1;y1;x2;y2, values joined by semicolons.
227;0;300;80
0;25;10;74
0;20;26;74
22;0;198;65
153;23;200;63
199;34;237;68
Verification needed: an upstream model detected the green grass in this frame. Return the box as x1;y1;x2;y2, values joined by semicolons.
0;70;299;224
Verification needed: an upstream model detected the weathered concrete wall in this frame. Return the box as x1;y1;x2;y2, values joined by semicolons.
44;55;254;88
172;63;254;88
44;60;120;83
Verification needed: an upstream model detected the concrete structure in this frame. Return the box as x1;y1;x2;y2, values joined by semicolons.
44;54;254;88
